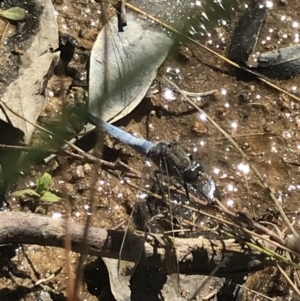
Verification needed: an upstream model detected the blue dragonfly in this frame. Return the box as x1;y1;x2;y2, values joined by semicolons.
88;114;218;205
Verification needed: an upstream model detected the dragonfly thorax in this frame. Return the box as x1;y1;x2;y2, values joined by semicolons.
181;161;204;183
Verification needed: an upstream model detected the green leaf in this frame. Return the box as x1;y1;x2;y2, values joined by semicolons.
36;173;52;194
11;189;41;198
39;191;60;203
0;7;26;21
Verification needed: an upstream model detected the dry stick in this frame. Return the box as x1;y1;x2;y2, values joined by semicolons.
0;143;109;169
72;139;100;297
161;76;298;239
0;21;9;48
66;150;141;175
180;89;217;97
96;1;143;281
125;2;300;104
150;188;281;259
0;143;57;152
213;197;281;243
0;211;288;275
113;0;127;31
0;142;140;177
117;164;149;276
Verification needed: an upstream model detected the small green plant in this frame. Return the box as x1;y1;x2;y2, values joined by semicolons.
12;172;60;203
0;7;26;21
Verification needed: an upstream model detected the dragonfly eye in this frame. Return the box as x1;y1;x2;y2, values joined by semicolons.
166;143;177;153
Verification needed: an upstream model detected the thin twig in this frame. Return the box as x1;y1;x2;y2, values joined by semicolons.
0;21;9;49
113;0;127;32
180;89;217;97
277;263;300;298
235;283;275;301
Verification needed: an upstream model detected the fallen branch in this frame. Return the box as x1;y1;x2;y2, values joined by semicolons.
0;212;277;276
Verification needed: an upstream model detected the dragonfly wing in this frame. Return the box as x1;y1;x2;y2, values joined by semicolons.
121;150;183;293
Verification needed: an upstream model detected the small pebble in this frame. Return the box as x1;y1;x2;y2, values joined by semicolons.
215;106;228;119
36;290;53;301
78;29;86;38
263;124;273;132
179;45;193;60
72;165;85;179
278;94;291;111
63;183;74;194
12;45;23;55
112;186;119;194
192;121;207;134
212;90;223;102
49;159;59;171
149;110;156;117
83;163;92;174
75;179;88;192
99;197;109;207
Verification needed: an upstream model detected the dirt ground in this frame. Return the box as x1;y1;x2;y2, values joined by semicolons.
1;0;300;300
